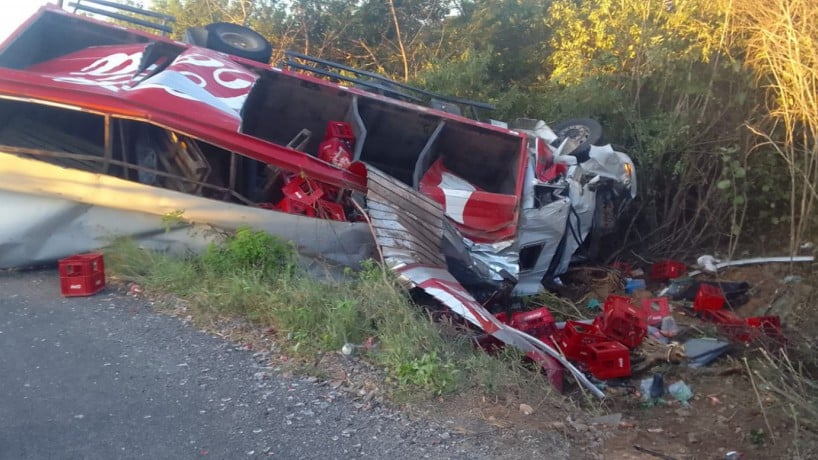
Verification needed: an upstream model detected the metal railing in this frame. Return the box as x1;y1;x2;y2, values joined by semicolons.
281;50;496;120
67;0;176;35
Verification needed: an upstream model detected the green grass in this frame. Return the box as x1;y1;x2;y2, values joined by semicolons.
104;229;556;399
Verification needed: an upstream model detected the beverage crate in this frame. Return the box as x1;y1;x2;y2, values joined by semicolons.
281;176;325;206
693;284;725;311
496;307;556;340
640;297;670;326
323;121;355;141
276;197;316;216
586;341;631;380
557;320;608;361
59;252;106;297
601;295;647;349
59;252;104;277
316;199;346;221
651;260;686;281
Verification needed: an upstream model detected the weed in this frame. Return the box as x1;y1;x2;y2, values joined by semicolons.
104;232;564;400
396;351;458;395
201;226;296;279
750;428;767;446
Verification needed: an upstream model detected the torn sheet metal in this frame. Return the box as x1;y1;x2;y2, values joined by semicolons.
553;179;597;276
366;166;604;398
364;165;446;267
582;145;637;198
395;263;604;399
0;152;373;268
515;198;571;295
462;238;518;283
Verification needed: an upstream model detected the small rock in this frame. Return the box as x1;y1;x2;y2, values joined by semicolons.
590;413;622;426
439;432;450;440
519;403;534;415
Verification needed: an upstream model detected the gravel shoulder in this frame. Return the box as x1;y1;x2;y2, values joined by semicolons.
0;270;569;459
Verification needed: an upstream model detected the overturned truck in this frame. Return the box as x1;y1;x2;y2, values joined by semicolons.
0;1;636;397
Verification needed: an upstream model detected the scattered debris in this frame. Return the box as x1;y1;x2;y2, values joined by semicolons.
685;339;731;368
589;412;622;426
633;444;678;460
668;381;693;405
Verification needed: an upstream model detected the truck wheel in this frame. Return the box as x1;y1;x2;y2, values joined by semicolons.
551;118;603;161
204;22;272;64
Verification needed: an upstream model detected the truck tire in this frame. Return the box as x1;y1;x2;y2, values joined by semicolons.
204;22;272;64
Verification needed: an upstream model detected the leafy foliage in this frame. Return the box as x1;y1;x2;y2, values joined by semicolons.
201;226;296;279
144;0;809;253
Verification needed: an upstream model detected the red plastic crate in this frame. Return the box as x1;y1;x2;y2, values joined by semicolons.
316;199;346;221
275;197;316;216
586;341;631;380
496;307;556;340
694;284;725;311
557;321;608;361
601;295;647;349
60;272;105;297
59;252;104;277
59;252;106;297
640;297;670;326
323;121;355;141
741;316;786;344
651;260;686;281
281;176;325;206
747;316;781;332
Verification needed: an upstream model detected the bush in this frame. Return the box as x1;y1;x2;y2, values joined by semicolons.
201;226;297;278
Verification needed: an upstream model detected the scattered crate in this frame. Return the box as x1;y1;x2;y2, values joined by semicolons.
586;341;631;380
556;320;608;361
693;284;726;311
600;295;647;349
650;259;686;281
59;252;105;297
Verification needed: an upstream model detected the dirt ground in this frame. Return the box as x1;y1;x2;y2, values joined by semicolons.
468;261;817;460
406;261;818;460
123;259;817;460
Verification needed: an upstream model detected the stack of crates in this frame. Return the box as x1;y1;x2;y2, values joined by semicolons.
59;252;105;297
600;295;647;349
556;320;608;361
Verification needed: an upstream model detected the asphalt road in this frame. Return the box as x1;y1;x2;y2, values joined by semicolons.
0;270;569;460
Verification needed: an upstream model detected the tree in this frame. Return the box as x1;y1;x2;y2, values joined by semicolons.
732;0;818;253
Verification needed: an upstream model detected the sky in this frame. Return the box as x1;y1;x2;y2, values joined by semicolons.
0;0;56;43
0;0;156;43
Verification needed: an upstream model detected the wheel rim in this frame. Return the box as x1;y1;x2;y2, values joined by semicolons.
560;125;591;143
221;32;254;50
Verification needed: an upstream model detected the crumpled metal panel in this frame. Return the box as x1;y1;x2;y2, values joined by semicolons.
461;238;518;283
395;263;604;399
584;145;638;198
364;165;446;268
514;198;571;296
0;152;373;268
364;168;604;398
553;179;597;276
